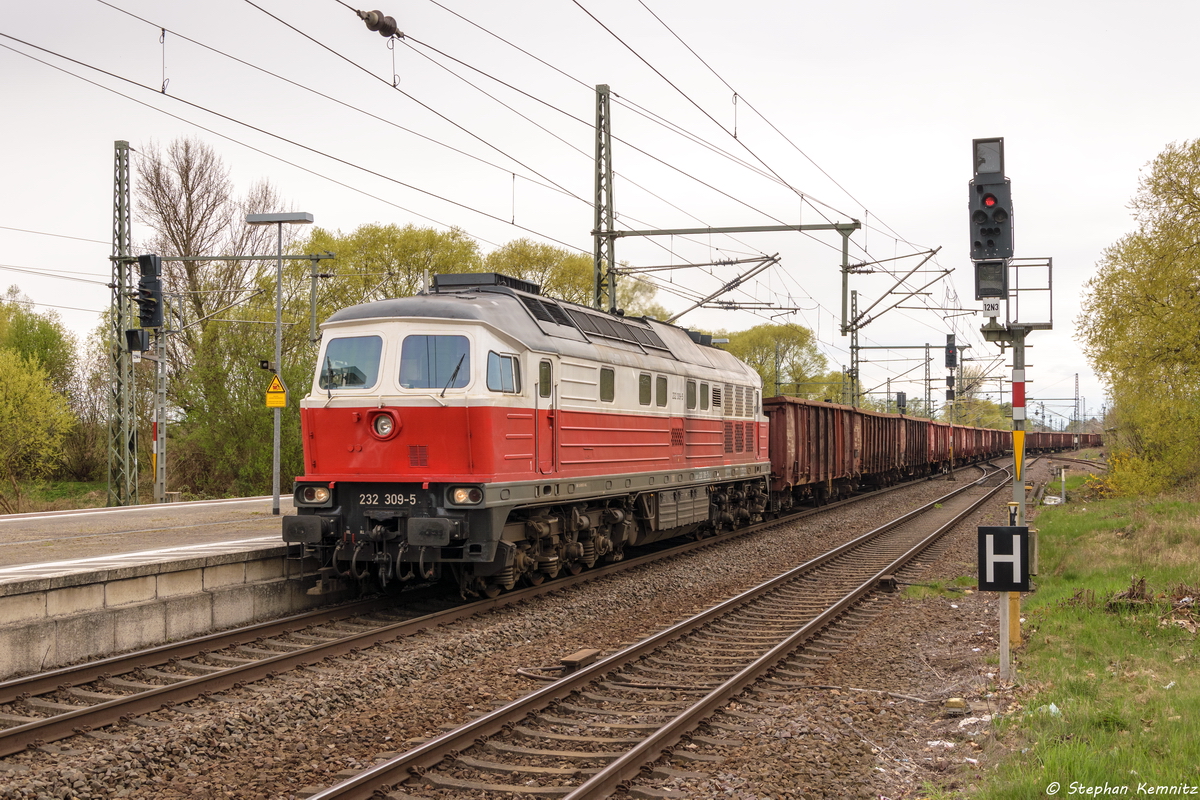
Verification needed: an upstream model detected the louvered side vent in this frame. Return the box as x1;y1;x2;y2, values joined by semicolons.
734;423;744;453
724;384;734;417
712;386;723;409
520;296;556;324
724;421;734;454
640;327;669;350
409;445;429;467
563;308;670;351
544;300;574;327
745;422;755;452
568;309;602;334
734;386;744;417
628;327;653;346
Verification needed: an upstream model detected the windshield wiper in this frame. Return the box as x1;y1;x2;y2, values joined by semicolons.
440;354;466;398
322;354;334;400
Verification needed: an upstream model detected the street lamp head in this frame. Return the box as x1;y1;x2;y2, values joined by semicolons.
245;212;314;225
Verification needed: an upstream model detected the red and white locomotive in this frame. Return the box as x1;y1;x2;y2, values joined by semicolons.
285;273;771;596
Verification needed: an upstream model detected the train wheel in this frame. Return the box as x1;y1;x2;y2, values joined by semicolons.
483;583;503;598
527;571;546;586
567;561;584;576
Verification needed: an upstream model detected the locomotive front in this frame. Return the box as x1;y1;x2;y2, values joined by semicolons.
284;282;535;592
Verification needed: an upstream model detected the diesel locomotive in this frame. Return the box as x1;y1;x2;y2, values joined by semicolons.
284;272;771;596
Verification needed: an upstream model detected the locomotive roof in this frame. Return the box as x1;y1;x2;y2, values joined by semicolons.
323;283;757;380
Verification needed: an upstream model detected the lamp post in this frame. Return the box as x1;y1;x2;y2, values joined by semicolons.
246;212;314;515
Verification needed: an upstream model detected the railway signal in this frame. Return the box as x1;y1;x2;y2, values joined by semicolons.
135;254;163;329
945;334;956;369
969;138;1014;262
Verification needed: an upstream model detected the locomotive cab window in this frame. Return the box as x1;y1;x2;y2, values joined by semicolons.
638;373;651;405
320;335;383;390
656;375;668;407
487;352;522;393
538;361;551;398
701;382;709;410
686;380;696;410
600;368;615;402
399;335;470;390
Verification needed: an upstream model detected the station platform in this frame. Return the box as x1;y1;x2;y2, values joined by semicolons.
0;498;344;681
0;496;295;568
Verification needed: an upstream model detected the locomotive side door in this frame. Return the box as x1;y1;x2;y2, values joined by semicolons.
537;359;556;473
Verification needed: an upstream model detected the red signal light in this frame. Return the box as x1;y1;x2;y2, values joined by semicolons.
983;194;997;208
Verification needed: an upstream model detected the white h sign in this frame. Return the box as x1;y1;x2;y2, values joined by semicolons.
985;534;1022;584
978;526;1030;592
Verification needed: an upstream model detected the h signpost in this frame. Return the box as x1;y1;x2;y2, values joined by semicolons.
970;137;1052;681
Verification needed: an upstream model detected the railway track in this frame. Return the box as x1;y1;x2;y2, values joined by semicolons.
0;469;984;759
1044;454;1105;468
302;464;1011;799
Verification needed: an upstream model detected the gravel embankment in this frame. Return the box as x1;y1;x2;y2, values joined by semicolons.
0;469;1024;800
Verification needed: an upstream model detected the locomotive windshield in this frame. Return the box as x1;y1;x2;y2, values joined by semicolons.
319;335;382;389
400;334;471;390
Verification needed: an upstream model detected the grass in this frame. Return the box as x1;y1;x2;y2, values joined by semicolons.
8;479;107;512
903;574;978;600
964;478;1200;798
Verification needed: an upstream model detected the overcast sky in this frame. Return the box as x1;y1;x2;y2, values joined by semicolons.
4;0;1194;424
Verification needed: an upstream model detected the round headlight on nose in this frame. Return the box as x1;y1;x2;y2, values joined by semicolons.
373;414;394;437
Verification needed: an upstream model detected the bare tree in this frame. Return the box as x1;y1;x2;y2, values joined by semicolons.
135;137;293;353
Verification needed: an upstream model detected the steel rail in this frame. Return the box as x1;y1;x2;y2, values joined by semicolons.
0;467;984;757
567;466;1011;799
304;465;1010;800
0;597;392;706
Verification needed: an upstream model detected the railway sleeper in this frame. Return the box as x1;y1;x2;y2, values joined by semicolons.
508;726;641;746
536;713;661;731
482;738;624;762
457;754;601;777
688;733;746;748
558;702;677;719
581;691;682;706
407;772;574;796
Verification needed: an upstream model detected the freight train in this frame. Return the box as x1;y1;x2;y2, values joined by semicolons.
282;273;1071;596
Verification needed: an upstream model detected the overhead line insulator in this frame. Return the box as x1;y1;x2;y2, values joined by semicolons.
358;9;401;38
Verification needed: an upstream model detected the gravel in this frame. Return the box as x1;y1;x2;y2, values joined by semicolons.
0;467;1044;800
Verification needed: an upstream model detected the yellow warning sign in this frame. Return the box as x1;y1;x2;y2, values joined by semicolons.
266;374;288;408
1013;429;1025;482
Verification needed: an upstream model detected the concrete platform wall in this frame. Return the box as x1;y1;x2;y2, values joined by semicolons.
0;547;337;680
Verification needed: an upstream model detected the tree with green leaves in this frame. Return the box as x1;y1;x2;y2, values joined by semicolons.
0;288;76;396
1079;138;1200;492
484;239;591;305
721;323;828;398
302;223;482;308
0;349;75;512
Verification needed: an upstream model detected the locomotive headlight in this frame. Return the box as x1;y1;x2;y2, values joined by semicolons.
297;486;331;505
450;486;483;505
373;415;394;437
